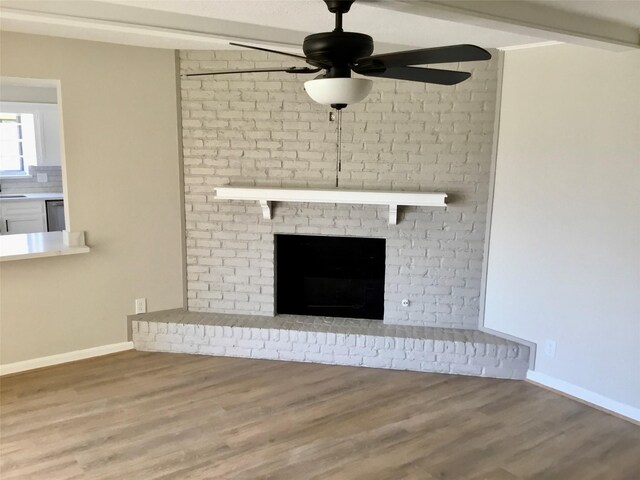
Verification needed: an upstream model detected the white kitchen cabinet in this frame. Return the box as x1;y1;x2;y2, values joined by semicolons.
0;200;47;235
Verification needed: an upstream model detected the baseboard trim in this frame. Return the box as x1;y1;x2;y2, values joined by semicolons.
526;370;640;425
0;342;134;376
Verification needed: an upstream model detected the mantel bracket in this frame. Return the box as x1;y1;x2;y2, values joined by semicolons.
259;200;272;220
388;204;398;225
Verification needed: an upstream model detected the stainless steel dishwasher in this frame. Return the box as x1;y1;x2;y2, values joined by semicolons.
46;199;66;232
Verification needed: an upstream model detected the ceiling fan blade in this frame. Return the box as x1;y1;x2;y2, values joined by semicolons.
184;67;321;77
229;42;307;61
355;66;471;85
356;44;491;69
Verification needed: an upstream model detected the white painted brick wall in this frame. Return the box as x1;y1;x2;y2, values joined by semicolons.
180;50;498;328
132;319;529;379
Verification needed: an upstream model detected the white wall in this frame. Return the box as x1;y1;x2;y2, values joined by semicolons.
484;44;640;415
0;32;185;366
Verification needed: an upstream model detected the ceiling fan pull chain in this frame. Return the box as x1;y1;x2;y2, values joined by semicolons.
335;108;343;188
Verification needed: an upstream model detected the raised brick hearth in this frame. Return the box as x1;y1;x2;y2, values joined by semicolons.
130;309;530;379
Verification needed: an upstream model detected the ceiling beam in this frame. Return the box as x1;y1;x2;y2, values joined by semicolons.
0;1;411;53
363;0;640;51
0;1;308;52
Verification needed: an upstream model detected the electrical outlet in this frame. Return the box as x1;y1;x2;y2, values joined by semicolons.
36;173;48;183
544;339;557;358
401;299;410;307
135;298;147;314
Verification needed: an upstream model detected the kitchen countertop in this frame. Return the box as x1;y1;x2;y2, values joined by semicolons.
0;231;89;261
0;192;64;202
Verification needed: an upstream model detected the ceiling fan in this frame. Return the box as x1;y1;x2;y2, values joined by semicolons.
186;0;491;110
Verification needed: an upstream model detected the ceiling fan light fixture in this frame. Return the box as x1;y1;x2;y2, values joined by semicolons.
304;77;373;108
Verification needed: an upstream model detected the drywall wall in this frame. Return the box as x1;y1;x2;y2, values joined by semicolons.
0;32;184;365
484;44;640;413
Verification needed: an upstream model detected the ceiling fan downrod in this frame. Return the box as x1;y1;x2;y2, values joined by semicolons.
323;0;356;30
334;11;343;32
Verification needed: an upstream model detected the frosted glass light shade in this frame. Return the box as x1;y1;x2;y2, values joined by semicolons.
304;78;373;106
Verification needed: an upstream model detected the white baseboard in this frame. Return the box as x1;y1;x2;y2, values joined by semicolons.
0;342;134;376
527;370;640;423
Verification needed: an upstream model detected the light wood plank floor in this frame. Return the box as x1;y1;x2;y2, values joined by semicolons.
1;351;638;479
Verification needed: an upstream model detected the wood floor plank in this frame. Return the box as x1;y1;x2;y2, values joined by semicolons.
1;351;638;479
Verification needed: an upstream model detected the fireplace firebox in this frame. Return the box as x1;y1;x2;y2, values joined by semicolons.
275;234;385;320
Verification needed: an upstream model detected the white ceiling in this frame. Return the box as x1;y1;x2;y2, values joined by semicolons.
0;0;638;53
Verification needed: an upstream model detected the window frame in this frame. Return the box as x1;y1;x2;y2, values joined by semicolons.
0;77;74;246
0;101;60;179
0;112;35;176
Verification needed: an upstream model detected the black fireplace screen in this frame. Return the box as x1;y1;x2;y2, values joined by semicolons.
275;234;385;320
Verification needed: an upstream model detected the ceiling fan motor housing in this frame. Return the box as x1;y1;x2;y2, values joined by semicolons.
303;32;374;77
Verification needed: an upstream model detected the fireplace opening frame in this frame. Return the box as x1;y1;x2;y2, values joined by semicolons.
275;234;386;320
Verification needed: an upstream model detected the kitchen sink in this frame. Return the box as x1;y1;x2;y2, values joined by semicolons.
0;194;27;198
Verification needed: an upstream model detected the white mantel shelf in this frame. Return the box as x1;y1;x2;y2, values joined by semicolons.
214;186;447;225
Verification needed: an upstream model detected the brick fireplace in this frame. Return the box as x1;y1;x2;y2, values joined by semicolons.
181;49;497;329
130;47;530;380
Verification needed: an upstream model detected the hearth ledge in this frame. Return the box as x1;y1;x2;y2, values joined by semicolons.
129;309;530;380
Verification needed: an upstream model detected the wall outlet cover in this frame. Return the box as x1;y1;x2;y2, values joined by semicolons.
135;298;147;314
544;339;557;358
36;173;48;183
